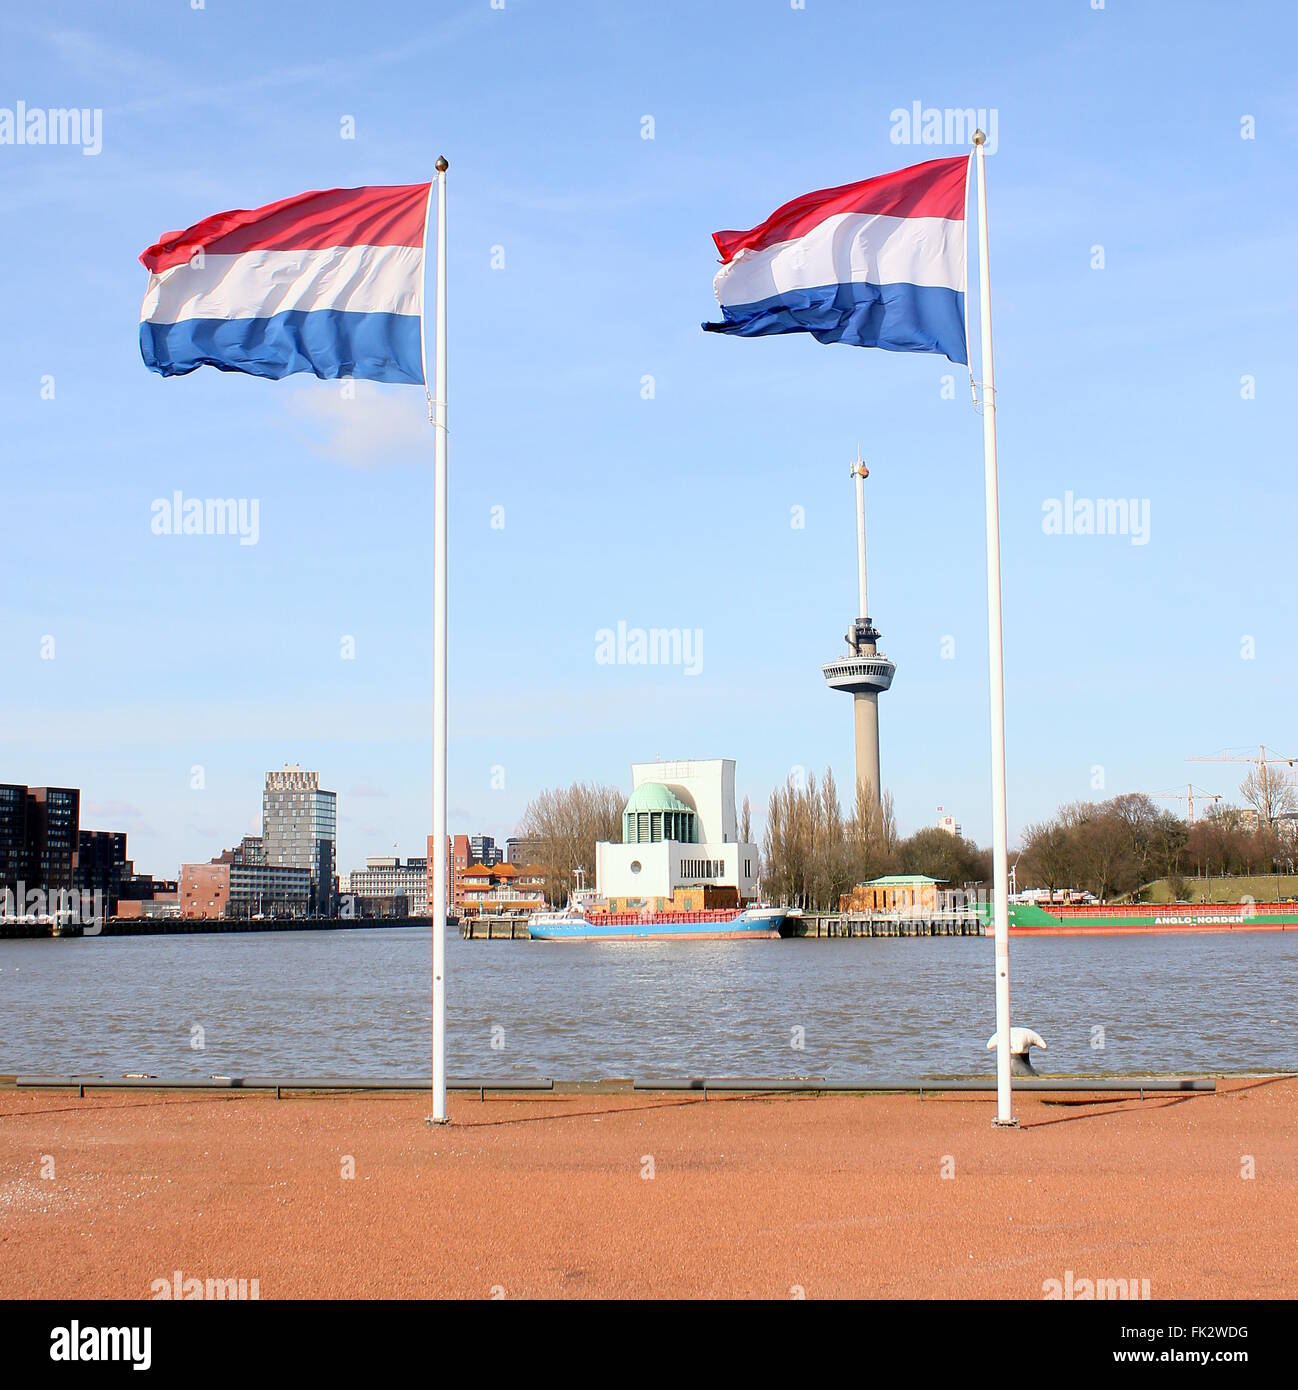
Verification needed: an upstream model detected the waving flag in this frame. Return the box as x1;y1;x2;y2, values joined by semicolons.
703;155;968;364
139;182;431;383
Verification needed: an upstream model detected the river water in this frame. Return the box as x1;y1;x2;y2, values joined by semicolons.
1;929;1295;1079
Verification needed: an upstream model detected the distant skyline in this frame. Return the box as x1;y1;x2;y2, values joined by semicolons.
2;1;1295;877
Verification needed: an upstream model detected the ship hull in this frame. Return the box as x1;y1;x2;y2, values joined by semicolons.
529;906;786;942
982;902;1298;937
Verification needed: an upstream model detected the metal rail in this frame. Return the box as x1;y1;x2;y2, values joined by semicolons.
8;1073;1226;1099
632;1076;1218;1095
14;1075;554;1098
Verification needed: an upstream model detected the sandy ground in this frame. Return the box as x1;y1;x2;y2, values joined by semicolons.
1;1078;1294;1299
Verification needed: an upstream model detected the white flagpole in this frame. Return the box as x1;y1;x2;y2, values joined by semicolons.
973;130;1015;1128
429;155;450;1123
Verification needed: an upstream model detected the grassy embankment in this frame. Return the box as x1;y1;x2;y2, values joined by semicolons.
1119;873;1298;904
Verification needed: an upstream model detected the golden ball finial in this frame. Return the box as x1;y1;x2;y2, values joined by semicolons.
435;155;449;172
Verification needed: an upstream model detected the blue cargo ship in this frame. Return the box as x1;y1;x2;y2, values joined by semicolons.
527;901;786;942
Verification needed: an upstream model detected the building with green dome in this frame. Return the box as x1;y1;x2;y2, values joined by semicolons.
596;758;760;911
621;781;698;846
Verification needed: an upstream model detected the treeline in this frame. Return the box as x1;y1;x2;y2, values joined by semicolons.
762;769;991;910
1019;792;1297;901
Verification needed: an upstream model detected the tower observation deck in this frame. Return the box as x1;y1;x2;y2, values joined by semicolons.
821;457;895;809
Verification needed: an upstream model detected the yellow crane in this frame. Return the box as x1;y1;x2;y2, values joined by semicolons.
1187;745;1296;825
1147;783;1221;825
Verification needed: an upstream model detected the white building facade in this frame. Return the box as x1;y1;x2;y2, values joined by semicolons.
596;759;760;904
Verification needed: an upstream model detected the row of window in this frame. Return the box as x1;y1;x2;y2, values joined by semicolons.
680;858;723;879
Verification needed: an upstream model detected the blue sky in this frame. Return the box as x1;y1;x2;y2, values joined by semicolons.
2;0;1295;878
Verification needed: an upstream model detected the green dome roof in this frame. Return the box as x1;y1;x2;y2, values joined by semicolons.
624;782;692;816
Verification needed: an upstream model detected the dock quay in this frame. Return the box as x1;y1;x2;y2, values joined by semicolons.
786;911;983;938
0;915;435;940
460;915;532;939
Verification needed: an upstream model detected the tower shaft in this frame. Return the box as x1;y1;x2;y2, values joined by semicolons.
853;691;881;806
822;455;895;811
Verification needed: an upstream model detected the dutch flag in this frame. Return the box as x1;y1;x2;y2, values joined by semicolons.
704;155;969;365
138;182;432;384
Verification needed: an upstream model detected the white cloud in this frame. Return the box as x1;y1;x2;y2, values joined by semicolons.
284;381;430;469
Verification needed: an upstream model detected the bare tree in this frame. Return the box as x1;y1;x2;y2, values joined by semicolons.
1019;817;1072;898
517;781;624;905
1240;766;1298;828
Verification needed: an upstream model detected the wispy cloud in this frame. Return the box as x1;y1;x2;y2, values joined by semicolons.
283;380;430;468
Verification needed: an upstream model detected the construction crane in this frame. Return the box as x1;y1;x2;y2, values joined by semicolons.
1187;745;1297;825
1147;784;1221;825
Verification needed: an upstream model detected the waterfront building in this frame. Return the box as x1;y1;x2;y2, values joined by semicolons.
458;862;546;917
595;759;760;911
75;830;128;915
0;784;27;897
118;871;177;906
179;862;230;919
115;894;180;921
262;765;336;915
24;787;81;895
345;855;429;917
840;874;944;914
228;862;312;918
179;857;312;919
822;457;894;810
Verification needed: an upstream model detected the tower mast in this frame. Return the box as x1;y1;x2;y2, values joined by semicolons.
822;457;895;810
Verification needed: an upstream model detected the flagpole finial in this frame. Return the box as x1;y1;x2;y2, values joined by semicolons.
973;129;986;146
435;155;449;172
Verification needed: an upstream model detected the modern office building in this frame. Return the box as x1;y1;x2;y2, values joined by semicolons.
75;830;128;916
229;862;312;918
0;784;27;897
262;765;336;915
345;856;428;917
24;787;81;896
469;834;502;867
936;808;962;838
595;759;760;910
179;857;312;919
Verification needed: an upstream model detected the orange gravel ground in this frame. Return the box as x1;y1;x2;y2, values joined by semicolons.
1;1078;1294;1300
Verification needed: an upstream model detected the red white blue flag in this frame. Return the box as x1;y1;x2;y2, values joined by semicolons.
704;156;968;364
139;183;431;384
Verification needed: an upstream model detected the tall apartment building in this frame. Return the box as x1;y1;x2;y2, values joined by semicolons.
262;765;337;915
470;834;502;867
23;787;81;895
75;830;128;916
0;784;28;897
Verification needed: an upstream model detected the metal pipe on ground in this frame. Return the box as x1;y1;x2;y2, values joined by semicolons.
631;1076;1218;1094
14;1075;554;1093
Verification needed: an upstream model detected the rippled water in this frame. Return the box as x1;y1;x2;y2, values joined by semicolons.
1;929;1295;1079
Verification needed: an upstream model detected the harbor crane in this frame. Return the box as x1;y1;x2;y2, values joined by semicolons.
1187;745;1296;825
1147;784;1221;825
